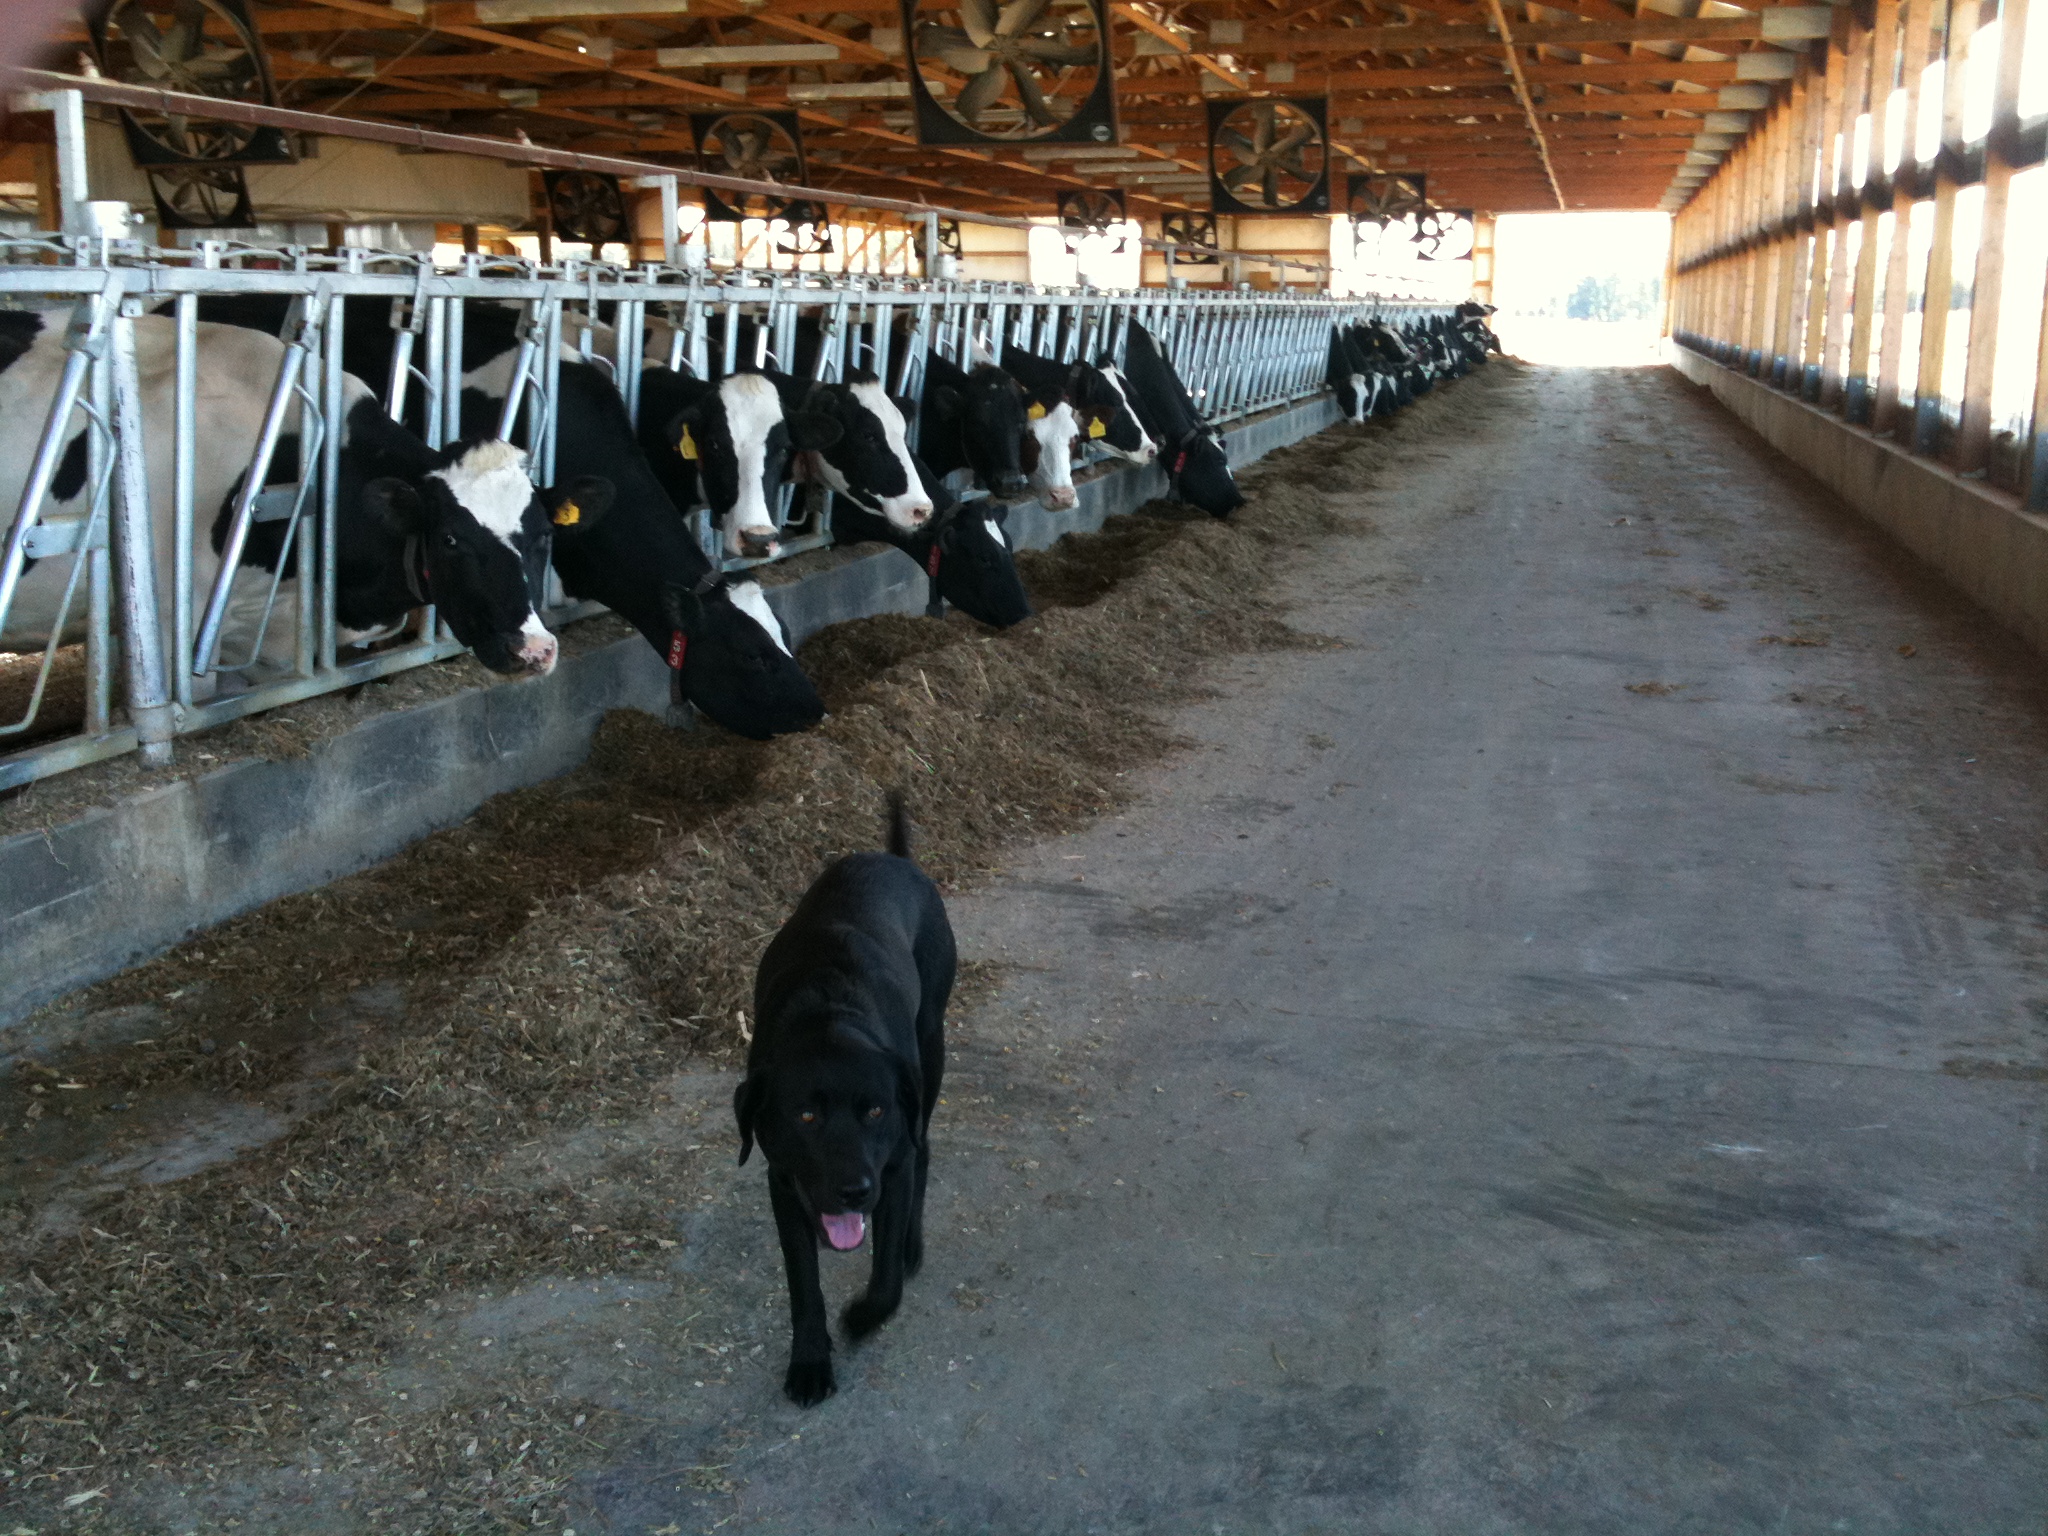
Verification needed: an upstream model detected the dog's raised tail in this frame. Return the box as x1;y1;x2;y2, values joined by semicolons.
885;790;912;860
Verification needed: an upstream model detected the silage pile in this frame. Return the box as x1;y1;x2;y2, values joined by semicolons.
0;366;1510;1514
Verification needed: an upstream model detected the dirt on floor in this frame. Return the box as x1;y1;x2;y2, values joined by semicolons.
0;364;1518;1532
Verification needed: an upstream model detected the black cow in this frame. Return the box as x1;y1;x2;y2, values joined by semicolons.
498;358;826;740
1327;325;1380;425
918;352;1033;503
832;454;1031;629
1118;321;1244;519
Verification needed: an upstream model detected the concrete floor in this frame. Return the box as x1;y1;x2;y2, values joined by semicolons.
569;360;2047;1534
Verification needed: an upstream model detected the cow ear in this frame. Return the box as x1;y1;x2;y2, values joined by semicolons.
785;411;842;452
541;475;614;532
362;477;426;537
734;1072;766;1164
928;384;962;421
1018;429;1041;475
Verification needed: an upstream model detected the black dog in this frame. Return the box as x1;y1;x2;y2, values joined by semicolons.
736;793;954;1405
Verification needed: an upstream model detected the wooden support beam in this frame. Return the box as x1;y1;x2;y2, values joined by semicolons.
1480;0;1564;209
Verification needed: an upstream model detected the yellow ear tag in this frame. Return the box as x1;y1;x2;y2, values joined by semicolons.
552;498;581;527
1087;417;1107;439
1027;402;1047;421
678;426;699;461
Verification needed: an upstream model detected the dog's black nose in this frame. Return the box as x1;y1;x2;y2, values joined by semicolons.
839;1177;873;1208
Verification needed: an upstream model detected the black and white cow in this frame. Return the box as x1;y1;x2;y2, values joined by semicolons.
918;351;1033;504
1327;324;1379;425
764;370;935;533
1118;321;1244;519
0;309;571;678
999;344;1158;466
185;297;828;739
831;453;1032;629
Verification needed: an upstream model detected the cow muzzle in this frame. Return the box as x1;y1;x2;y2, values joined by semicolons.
883;494;935;530
1039;485;1078;511
516;631;559;675
992;471;1030;500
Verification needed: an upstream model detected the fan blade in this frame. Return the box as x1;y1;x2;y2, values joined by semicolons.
959;0;1001;49
1262;167;1282;206
1251;106;1277;154
165;0;209;65
1014;35;1097;64
1216;127;1259;162
112;0;174;80
1009;59;1056;125
1220;163;1261;192
994;0;1051;37
1268;122;1316;160
954;62;1009;118
918;25;973;52
937;46;994;71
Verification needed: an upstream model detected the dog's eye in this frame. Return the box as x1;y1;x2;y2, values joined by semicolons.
867;1105;883;1121
799;1109;817;1124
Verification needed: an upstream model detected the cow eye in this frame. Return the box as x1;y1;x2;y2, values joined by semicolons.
866;1105;883;1121
799;1109;817;1124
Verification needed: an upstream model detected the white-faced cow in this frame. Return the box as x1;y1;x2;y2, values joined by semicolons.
1118;321;1244;519
0;309;571;681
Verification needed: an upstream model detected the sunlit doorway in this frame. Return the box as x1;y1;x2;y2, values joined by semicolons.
1492;212;1673;367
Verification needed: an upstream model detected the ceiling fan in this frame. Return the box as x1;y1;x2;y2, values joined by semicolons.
1207;98;1330;216
904;0;1117;146
692;110;809;222
90;0;295;166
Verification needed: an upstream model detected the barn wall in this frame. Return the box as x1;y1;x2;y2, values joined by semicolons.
1672;344;2048;660
0;390;1341;1037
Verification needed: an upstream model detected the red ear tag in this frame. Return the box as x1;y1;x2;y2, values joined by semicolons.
1171;450;1189;476
926;545;942;581
667;629;688;670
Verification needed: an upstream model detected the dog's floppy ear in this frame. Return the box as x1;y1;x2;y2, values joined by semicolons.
894;1056;926;1150
734;1072;766;1165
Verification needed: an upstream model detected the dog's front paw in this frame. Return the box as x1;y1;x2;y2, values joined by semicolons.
841;1292;900;1340
784;1356;836;1407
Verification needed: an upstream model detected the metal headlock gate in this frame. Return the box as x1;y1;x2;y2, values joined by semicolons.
0;83;1453;794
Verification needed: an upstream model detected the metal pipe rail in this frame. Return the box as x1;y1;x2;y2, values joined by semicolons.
0;241;1451;793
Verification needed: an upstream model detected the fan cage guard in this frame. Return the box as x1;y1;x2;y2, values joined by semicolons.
691;110;809;223
90;0;296;167
900;0;1119;147
1346;172;1430;227
1206;97;1331;217
543;169;630;248
1160;211;1220;263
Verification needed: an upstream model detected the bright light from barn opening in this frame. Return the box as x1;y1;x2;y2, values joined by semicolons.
1491;212;1672;367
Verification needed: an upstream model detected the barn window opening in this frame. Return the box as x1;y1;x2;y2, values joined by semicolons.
1490;212;1673;367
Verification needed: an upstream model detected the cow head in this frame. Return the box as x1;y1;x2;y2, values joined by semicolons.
661;574;825;740
1163;424;1244;520
1024;399;1081;511
363;441;610;676
1079;360;1157;463
918;499;1032;628
668;373;841;559
927;363;1031;501
806;375;933;531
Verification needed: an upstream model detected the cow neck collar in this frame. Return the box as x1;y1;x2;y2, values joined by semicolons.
1164;424;1207;488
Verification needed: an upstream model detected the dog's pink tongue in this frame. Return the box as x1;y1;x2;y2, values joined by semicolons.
821;1212;866;1251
